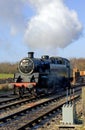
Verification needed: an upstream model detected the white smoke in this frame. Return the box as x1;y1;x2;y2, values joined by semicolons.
0;0;83;57
25;0;83;53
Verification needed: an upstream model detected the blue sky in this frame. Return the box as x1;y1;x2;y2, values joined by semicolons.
0;0;84;62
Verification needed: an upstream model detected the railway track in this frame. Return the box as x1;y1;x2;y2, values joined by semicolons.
0;92;67;113
0;94;43;104
17;95;80;130
0;83;81;105
0;93;64;123
0;92;81;130
0;85;81;117
0;84;82;130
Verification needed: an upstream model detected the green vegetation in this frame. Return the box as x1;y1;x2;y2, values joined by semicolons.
0;73;14;79
0;62;18;74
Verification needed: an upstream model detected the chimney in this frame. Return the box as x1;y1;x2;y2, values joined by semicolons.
28;52;34;58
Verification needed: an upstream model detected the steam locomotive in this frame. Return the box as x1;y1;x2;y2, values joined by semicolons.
12;52;73;96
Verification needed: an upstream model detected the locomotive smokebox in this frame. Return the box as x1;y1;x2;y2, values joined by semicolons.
28;52;34;58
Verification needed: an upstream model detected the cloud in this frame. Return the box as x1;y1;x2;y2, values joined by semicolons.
24;0;83;53
0;0;83;55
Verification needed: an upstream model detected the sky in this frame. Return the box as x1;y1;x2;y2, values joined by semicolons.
0;0;84;63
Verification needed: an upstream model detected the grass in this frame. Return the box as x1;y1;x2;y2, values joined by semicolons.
0;73;14;79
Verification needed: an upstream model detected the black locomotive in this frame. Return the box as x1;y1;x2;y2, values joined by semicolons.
13;52;73;96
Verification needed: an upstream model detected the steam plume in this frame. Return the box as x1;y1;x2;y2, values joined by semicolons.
25;0;83;53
